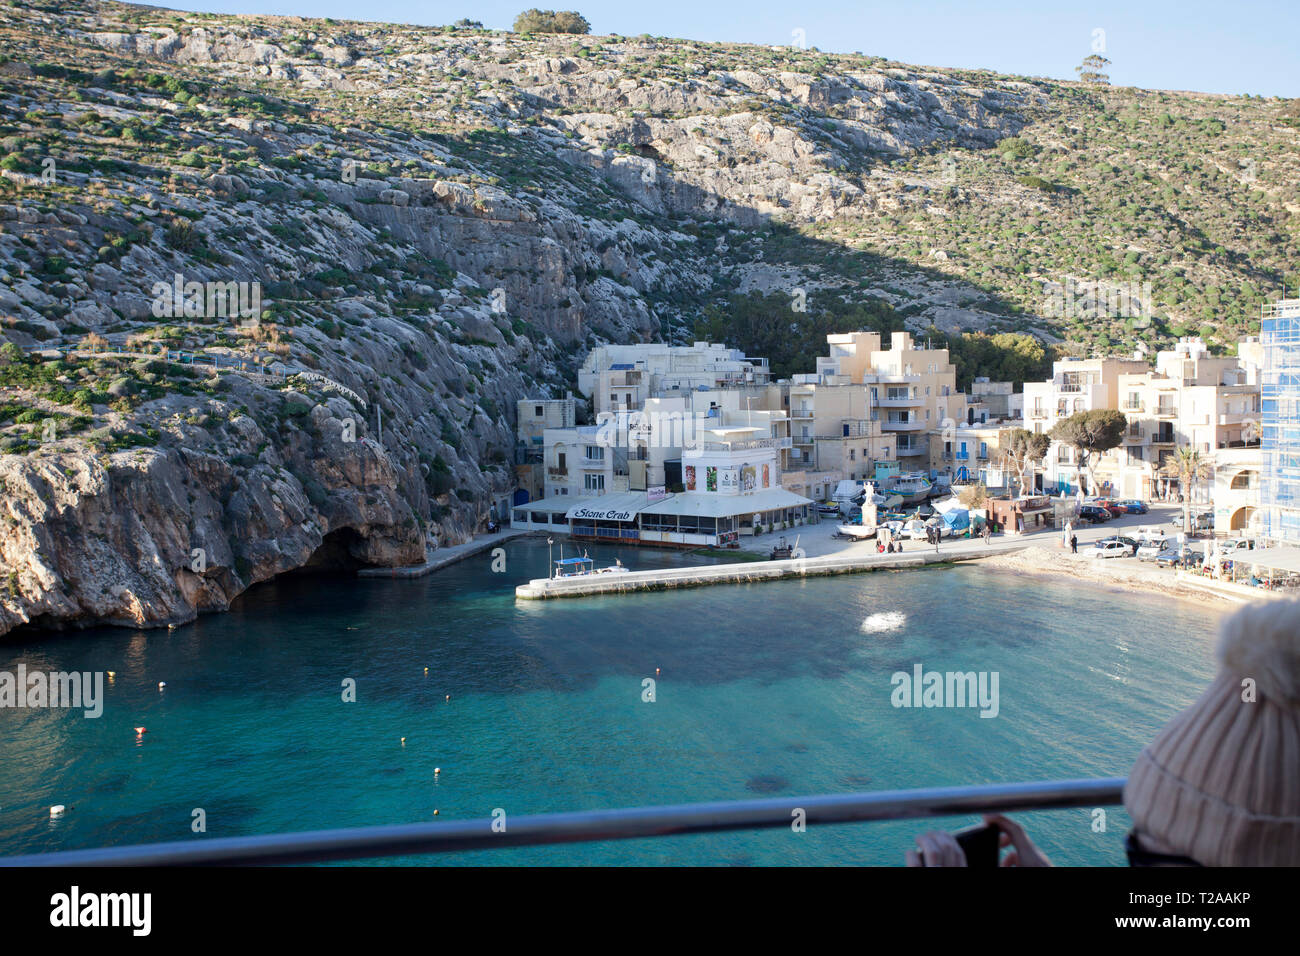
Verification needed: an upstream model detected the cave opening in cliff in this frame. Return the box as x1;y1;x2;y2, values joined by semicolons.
296;528;379;574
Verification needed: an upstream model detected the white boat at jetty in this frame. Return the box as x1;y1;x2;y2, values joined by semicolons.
552;555;631;579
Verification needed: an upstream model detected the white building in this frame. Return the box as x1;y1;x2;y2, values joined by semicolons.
578;342;771;414
512;419;810;546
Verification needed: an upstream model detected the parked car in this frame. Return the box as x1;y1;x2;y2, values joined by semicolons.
1116;499;1149;515
1194;511;1215;531
1093;540;1133;559
1097;535;1140;556
1078;505;1112;523
1219;538;1255;555
1094;499;1126;518
1136;536;1170;561
1155;545;1202;568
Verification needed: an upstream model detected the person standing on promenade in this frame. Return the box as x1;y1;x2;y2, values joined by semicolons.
1070;534;1078;554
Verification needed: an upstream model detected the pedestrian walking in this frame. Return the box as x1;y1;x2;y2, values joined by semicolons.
1070;534;1078;554
982;523;991;546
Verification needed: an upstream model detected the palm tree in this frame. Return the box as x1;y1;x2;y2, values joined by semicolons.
1160;447;1213;535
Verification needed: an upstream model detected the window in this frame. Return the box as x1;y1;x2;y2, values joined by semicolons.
849;449;855;461
558;452;566;470
584;474;605;492
535;405;543;417
979;442;988;459
585;446;604;461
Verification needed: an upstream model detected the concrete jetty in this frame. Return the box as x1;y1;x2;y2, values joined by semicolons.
514;547;1021;600
359;528;530;579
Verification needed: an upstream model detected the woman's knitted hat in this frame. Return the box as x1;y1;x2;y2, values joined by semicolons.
1123;598;1300;866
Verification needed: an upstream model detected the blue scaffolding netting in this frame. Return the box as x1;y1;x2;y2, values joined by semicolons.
1262;301;1300;544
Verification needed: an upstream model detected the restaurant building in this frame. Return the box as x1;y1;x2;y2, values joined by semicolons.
510;422;811;546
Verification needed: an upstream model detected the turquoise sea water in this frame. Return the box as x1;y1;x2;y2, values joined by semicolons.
0;538;1224;865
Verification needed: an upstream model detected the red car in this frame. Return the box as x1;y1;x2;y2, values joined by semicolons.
1094;499;1126;518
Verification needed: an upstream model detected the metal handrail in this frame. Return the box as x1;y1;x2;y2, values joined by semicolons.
1;777;1125;867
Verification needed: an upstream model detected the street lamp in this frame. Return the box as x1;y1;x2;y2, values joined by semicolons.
547;537;554;578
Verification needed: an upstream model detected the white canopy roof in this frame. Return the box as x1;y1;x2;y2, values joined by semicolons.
566;491;648;522
641;488;811;518
1242;547;1300;574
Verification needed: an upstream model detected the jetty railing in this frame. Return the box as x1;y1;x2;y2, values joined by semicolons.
0;777;1125;867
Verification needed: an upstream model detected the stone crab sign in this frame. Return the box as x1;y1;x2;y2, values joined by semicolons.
570;506;636;521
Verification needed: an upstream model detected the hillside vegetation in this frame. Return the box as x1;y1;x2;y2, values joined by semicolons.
0;0;1296;635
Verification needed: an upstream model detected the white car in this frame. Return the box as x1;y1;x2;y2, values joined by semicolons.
1136;539;1166;561
1219;538;1255;555
1093;540;1131;559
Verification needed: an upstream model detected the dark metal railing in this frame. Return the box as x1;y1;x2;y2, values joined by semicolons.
0;777;1125;867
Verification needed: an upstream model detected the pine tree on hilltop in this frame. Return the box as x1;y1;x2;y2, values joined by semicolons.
513;9;591;34
1075;54;1112;85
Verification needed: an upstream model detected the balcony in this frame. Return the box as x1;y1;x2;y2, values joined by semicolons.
1151;431;1175;445
3;777;1126;867
882;419;926;431
1155;405;1177;418
1028;409;1047;420
791;407;814;419
546;466;568;478
1122;401;1145;412
876;394;923;407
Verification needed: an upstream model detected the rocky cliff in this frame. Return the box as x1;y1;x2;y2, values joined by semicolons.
1;1;1296;637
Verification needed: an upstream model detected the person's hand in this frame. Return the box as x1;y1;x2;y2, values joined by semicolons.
984;813;1052;867
905;830;967;867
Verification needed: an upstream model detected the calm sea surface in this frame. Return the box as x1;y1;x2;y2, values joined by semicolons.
0;538;1223;865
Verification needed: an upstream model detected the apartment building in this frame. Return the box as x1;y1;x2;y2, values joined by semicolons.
786;380;895;480
540;395;791;500
810;331;964;470
578;341;771;414
514;397;577;502
542;423;623;498
1022;354;1151;493
1110;339;1260;500
1212;447;1263;538
1261;299;1300;544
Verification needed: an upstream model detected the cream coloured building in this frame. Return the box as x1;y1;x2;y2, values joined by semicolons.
578;341;771;414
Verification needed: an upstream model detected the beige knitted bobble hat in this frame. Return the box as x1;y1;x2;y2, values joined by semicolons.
1123;598;1300;866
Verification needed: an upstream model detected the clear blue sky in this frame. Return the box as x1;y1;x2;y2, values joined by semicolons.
154;0;1299;97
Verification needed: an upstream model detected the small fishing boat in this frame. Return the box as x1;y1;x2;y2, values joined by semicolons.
552;554;630;579
882;472;933;505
